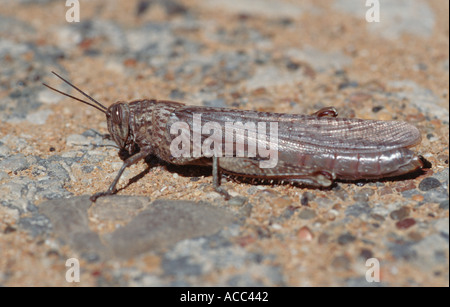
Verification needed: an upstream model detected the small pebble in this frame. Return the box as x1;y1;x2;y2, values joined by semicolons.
418;177;441;191
396;218;416;229
353;188;374;202
372;106;383;113
370;213;385;222
297;226;313;242
359;248;373;260
136;0;151;16
390;206;410;221
228;196;248;206
4;225;16;234
280;206;297;219
318;233;330;244
337;233;356;245
169;89;186;100
300;192;314;206
439;200;449;210
300;194;309;206
286;61;300;71
298;208;317;220
203;98;227;108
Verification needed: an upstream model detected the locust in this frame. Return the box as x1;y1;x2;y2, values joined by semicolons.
43;72;426;201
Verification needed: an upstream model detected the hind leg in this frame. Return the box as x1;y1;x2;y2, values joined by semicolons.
283;170;335;187
311;107;338;118
216;157;336;189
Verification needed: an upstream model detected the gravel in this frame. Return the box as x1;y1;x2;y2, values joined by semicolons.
0;0;447;287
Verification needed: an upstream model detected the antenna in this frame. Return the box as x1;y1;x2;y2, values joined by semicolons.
42;71;107;114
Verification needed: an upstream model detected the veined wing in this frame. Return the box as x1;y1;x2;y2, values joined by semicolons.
169;106;421;155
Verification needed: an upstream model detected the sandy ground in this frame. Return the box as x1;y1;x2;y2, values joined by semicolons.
0;0;448;287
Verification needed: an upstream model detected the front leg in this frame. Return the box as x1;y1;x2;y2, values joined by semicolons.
90;147;152;202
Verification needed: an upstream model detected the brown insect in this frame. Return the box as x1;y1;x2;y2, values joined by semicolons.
43;72;426;201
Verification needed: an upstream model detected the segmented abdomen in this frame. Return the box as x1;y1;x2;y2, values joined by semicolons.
300;148;423;180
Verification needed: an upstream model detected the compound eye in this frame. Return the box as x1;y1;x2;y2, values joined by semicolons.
112;106;122;124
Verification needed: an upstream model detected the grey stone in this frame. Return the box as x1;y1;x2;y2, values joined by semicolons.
161;234;285;285
39;196;92;242
0;143;11;157
298;208;317;220
389;80;447;121
220;52;252;83
0;39;29;58
419;177;442;191
25;109;53;125
390;207;411;221
18;214;52;237
39;196;111;258
162;256;203;277
432;168;449;184
105;200;235;258
227;265;284;286
0;171;8;180
66;134;92;147
434;219;449;237
81;165;94;173
90;195;150;221
0;135;28;152
422;189;449;204
2;86;43;123
0;15;36;38
42;162;71;183
57;20;127;53
169;89;186;100
0;177;36;213
164;236;247;273
389;242;417;261
245;65;307;90
411;234;449;269
206;26;267;46
203;98;227;108
434;250;447;263
353;192;369;202
0;153;29;172
439;200;449;210
280;206;296;220
35;178;72;200
337;233;356;245
228;196;248;207
353;188;375;202
345;202;371;218
285;47;352;72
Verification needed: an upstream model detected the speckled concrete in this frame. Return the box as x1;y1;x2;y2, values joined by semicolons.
0;0;448;286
